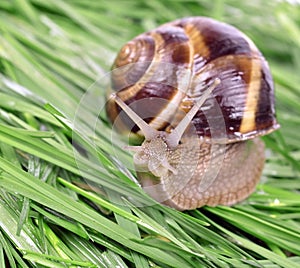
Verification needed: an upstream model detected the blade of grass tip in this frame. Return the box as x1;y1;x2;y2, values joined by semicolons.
28;156;59;186
138;206;171;231
0;92;61;126
263;163;296;179
49;0;107;39
37;213;47;254
24;113;39;129
57;177;142;224
24;252;96;267
23;251;96;267
212;0;225;20
0;202;42;254
14;0;40;27
49;127;74;151
131;251;150;268
277;12;300;48
106;189;141;235
290;257;300;264
7;128;55;138
0;75;45;106
16;197;30;236
198;248;247;268
22;253;67;268
263;137;300;171
0;110;20;127
1;60;18;83
258;184;300;205
105;190;151;267
0;242;4;268
164;217;205;254
164;207;209;227
89;234;133;263
0;142;20;168
140;237;205;268
123;199;200;256
0;190;20;213
41;220;88;261
56;230;107;268
102;250;128;268
277;213;300;220
270;130;289;152
267;242;286;258
10;245;32;268
0;231;16;268
145;0;177;20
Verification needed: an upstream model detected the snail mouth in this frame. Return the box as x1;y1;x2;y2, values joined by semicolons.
135;170;184;210
147;158;178;177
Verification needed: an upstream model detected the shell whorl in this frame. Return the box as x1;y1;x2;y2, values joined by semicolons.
107;16;279;142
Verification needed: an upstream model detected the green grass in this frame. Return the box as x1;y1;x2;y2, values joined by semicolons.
0;0;300;267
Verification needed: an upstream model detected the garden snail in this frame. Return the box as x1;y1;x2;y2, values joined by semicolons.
106;17;279;210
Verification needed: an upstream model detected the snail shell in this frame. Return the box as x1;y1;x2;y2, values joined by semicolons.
106;17;279;210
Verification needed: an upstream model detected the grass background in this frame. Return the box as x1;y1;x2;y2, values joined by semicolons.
0;0;300;267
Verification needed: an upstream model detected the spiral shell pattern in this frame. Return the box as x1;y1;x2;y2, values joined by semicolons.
106;16;279;142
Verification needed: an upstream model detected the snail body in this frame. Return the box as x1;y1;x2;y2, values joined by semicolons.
106;17;279;210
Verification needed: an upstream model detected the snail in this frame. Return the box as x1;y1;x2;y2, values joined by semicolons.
106;17;279;210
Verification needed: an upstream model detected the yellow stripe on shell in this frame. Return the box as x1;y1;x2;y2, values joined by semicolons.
239;59;262;134
238;32;262;134
145;31;194;132
184;23;210;61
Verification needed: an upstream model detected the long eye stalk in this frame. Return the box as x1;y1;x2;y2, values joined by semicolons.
113;94;159;140
166;78;221;148
113;78;220;145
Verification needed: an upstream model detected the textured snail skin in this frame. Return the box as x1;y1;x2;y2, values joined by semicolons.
137;138;264;210
106;17;279;210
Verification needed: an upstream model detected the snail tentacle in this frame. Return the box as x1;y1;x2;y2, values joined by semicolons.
166;78;220;148
112;94;158;141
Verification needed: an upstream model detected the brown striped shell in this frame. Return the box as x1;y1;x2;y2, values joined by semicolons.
106;17;279;210
106;16;279;142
